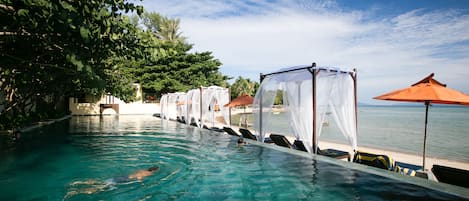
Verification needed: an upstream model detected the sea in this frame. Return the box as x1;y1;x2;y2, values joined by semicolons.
263;105;469;162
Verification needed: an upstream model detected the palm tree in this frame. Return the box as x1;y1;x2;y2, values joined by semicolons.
142;12;186;43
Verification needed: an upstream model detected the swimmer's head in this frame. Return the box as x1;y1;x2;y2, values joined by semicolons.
148;166;159;172
237;138;245;144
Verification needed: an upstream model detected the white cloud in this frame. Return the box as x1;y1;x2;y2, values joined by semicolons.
139;0;469;104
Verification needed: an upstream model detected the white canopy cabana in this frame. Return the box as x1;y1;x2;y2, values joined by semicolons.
184;86;230;127
253;64;358;153
160;92;186;120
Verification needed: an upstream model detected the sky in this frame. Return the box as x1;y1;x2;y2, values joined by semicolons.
136;0;469;104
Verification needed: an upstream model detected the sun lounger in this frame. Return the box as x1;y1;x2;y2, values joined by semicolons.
203;124;223;132
395;161;421;177
352;151;396;171
269;134;293;148
238;128;273;143
293;140;308;152
223;127;241;137
176;116;186;123
318;148;351;161
239;128;257;140
269;134;307;152
432;164;469;188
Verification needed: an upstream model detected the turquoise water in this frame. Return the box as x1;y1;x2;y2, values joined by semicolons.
265;106;469;162
0;115;467;200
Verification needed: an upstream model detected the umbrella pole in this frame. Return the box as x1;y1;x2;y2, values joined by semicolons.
422;101;430;170
244;106;247;128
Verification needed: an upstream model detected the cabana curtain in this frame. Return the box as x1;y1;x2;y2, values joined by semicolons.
201;86;230;126
253;66;357;153
185;89;200;126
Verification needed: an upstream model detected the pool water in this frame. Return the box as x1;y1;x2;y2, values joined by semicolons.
0;115;467;201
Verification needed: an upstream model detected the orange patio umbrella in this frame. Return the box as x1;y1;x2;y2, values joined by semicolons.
374;73;469;169
224;94;254;128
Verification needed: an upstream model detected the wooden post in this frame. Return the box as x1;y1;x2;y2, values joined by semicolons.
353;68;358;152
311;63;317;154
199;86;203;128
259;73;264;141
228;88;232;126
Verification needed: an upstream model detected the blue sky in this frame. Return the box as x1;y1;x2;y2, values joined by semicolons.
136;0;469;104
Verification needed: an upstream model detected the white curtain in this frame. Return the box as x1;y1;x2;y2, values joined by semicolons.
315;71;337;151
160;95;168;119
175;93;186;120
328;73;357;150
189;89;201;127
200;86;230;127
185;90;196;125
253;76;278;142
283;69;313;152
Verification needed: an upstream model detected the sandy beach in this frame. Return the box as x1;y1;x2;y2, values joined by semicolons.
222;122;469;171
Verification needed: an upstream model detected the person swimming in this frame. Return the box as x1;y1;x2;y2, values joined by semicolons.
65;166;159;198
127;166;159;181
237;138;247;146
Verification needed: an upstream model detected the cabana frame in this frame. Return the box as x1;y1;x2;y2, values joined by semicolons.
257;63;358;154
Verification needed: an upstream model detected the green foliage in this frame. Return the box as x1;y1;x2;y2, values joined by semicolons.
0;0;143;129
0;3;228;130
124;12;229;97
230;76;259;99
142;12;186;43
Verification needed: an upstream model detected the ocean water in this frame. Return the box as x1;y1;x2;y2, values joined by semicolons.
0;115;466;200
264;106;469;162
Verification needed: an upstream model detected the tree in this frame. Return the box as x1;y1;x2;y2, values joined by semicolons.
230;76;258;99
0;0;143;129
142;12;186;43
125;12;229;98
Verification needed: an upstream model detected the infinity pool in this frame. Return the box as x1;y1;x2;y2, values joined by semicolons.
0;115;467;200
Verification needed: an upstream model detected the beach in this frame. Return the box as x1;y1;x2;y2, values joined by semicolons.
226;106;469;171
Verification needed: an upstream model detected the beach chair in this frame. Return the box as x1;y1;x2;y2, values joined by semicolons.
176;116;186;123
239;128;257;140
293;140;308;152
238;128;273;143
269;134;308;152
395;161;421;177
432;164;469;188
352;151;396;171
223;127;241;137
203;124;223;132
269;134;292;148
317;148;351;161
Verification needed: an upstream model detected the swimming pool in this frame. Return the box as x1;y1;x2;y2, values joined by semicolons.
0;115;467;200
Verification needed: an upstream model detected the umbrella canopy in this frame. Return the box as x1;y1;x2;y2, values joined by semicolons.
224;94;254;128
374;73;469;169
224;94;254;108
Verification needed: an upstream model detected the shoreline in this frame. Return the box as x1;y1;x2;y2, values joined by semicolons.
318;140;469;171
222;122;469;171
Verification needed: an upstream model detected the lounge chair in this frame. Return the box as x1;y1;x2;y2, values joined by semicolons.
432;164;469;188
176;116;186;123
239;128;257;140
352;151;396;171
318;148;351;161
269;134;292;148
203;124;223;132
395;161;420;177
238;128;273;143
269;134;308;152
293;140;308;152
223;127;241;137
